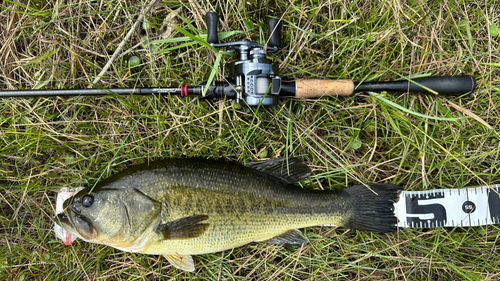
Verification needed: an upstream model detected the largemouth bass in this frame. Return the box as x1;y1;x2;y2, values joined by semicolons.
57;158;401;271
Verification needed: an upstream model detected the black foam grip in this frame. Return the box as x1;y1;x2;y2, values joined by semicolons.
205;11;219;44
354;75;476;95
268;18;282;47
406;76;476;95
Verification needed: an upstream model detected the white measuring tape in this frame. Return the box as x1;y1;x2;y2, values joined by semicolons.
394;184;500;228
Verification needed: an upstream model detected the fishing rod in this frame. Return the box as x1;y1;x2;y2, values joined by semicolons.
0;12;477;106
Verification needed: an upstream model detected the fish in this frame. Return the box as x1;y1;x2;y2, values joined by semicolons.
57;158;401;272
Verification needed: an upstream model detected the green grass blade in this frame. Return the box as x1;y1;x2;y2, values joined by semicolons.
369;92;459;121
202;51;223;97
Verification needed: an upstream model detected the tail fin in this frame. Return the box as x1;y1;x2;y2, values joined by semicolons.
342;183;402;233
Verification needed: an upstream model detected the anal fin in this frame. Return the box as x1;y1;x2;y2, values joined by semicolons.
164;254;195;272
266;229;310;247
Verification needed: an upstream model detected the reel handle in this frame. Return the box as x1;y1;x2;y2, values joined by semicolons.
205;11;219;44
268;18;282;47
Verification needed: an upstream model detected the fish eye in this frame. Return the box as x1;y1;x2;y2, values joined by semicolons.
82;195;94;208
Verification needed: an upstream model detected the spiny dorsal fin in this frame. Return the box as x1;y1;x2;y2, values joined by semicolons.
164;254;195;272
266;229;310;247
246;158;311;184
156;215;209;240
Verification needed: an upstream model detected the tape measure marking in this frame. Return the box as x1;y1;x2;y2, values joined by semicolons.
395;184;500;228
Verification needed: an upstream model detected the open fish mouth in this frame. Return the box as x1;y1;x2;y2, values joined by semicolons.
57;213;77;234
57;213;71;225
57;211;97;240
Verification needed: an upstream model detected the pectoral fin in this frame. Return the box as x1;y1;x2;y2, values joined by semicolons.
156;215;209;240
164;254;195;272
266;229;310;247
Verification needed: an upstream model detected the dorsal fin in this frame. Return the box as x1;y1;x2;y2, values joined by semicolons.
246;157;311;184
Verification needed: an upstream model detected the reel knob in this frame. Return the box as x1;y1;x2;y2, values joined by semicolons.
268;18;282;48
205;11;219;44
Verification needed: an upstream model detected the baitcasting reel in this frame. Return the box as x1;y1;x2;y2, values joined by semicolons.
203;11;283;106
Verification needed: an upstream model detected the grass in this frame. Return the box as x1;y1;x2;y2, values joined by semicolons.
1;0;499;280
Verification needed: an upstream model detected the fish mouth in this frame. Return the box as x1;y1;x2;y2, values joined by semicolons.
57;212;78;235
57;211;97;241
57;213;71;226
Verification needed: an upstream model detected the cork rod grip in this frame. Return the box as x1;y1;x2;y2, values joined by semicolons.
295;79;355;98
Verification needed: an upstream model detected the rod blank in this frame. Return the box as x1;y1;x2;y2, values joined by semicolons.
0;88;183;98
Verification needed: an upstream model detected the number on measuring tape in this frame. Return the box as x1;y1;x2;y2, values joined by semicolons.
394;184;500;228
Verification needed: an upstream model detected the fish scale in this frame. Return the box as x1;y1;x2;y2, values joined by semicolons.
150;185;314;254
